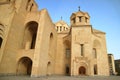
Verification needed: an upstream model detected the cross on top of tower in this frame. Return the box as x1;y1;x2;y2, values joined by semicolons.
78;6;80;11
61;16;62;20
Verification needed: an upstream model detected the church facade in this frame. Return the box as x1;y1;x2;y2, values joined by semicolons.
0;0;110;77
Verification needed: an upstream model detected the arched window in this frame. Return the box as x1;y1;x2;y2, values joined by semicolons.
93;48;97;58
64;27;65;30
60;26;62;31
66;48;70;58
56;26;58;31
0;37;3;48
80;44;84;56
64;40;71;58
24;21;38;49
79;16;82;22
49;33;53;55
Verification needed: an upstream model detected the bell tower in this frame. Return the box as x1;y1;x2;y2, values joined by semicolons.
70;6;90;26
70;7;92;76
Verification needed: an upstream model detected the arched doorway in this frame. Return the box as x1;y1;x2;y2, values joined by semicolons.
17;57;32;75
79;66;86;75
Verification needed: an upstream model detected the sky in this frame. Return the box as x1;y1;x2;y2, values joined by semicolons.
35;0;120;59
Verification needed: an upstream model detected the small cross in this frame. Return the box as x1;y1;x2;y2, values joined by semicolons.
61;16;62;20
78;6;80;11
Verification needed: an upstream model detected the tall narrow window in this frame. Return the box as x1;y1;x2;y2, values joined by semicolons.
0;37;3;48
81;44;84;56
66;48;70;58
93;48;97;58
60;26;62;31
64;27;65;31
57;26;58;31
79;16;82;22
49;33;53;56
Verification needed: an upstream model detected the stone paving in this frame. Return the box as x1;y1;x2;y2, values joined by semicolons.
0;75;120;80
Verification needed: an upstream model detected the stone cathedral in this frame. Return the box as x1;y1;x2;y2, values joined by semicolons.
0;0;110;77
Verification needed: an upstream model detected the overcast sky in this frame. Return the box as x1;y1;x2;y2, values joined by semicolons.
35;0;120;59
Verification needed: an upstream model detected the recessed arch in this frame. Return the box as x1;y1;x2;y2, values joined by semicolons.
64;40;71;58
78;62;88;75
17;57;32;75
25;21;38;32
93;39;101;58
23;21;38;49
64;40;71;47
